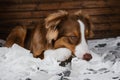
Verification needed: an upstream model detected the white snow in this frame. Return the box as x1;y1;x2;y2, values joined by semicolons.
0;36;120;80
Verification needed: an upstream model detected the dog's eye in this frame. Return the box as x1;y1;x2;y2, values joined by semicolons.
68;36;79;44
70;36;77;40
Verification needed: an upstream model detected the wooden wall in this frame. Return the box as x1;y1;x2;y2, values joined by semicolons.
0;0;120;40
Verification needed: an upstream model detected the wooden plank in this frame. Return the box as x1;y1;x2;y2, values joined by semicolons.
92;23;120;31
0;14;120;28
113;8;120;14
91;15;120;23
0;4;36;12
0;0;119;5
0;0;108;4
0;11;43;19
36;0;107;10
0;26;34;33
106;0;120;7
0;18;42;27
0;27;14;32
0;8;117;19
0;0;76;4
0;33;8;40
0;0;109;11
78;8;119;15
93;30;120;39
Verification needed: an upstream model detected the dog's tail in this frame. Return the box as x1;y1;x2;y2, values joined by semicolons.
4;26;27;47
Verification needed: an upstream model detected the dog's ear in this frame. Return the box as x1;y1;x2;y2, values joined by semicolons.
45;10;68;43
74;10;94;38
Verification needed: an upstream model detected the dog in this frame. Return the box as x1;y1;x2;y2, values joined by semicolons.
5;10;94;61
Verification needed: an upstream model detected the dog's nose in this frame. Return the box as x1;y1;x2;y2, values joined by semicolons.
83;53;92;61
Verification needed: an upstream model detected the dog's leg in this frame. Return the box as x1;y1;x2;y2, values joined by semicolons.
5;26;27;47
30;25;46;59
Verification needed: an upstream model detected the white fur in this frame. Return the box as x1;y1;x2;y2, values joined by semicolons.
75;20;90;59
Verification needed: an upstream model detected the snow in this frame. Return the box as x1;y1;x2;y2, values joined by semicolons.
0;37;120;80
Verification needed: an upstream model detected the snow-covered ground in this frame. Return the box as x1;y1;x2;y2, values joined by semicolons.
0;37;120;80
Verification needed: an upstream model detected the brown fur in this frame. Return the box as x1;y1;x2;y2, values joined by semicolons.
5;10;93;60
5;26;27;47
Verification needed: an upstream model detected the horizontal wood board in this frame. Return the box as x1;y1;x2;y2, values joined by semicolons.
0;0;120;39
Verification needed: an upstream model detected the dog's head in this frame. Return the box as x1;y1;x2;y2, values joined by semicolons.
45;10;94;61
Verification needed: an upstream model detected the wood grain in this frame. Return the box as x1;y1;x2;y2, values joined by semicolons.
0;0;119;39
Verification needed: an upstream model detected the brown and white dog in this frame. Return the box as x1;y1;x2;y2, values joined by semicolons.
5;10;93;61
